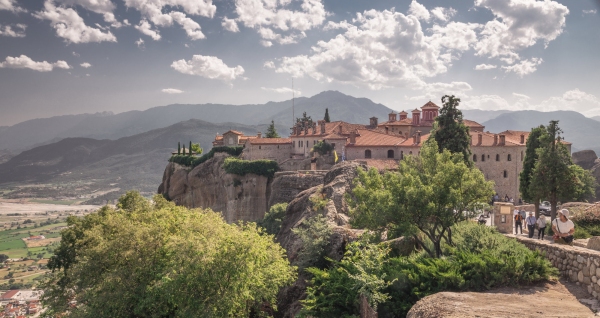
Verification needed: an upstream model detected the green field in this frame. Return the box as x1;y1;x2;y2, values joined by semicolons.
0;222;67;259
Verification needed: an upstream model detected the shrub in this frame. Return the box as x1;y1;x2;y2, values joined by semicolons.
292;214;333;270
312;141;334;156
258;203;288;236
309;191;328;211
223;157;279;178
169;146;244;168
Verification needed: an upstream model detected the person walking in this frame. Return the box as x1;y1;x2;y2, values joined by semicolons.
514;210;523;234
537;214;547;240
552;209;575;245
526;212;536;238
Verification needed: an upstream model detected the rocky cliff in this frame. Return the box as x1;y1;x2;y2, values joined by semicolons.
572;150;600;200
157;153;326;223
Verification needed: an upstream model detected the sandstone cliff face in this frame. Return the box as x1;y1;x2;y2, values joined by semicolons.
573;150;600;200
158;153;326;223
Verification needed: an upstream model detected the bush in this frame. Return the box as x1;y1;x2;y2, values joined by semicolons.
292;214;333;270
312;141;334;156
169;146;244;168
310;191;328;211
258;203;288;236
300;222;557;318
223;157;279;178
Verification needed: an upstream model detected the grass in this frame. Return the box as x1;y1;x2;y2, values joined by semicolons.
0;221;67;259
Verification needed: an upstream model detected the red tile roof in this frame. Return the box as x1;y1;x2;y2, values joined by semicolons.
421;101;440;109
348;129;408;147
1;290;19;300
291;121;369;137
378;118;413;126
464;119;484;128
248;138;291;145
224;130;244;135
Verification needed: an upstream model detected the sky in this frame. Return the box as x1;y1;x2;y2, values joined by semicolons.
1;0;600;126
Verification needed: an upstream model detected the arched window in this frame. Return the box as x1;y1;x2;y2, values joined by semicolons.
409;151;413;155
365;149;372;159
496;154;500;161
259;146;261;150
228;137;234;145
473;154;477;162
503;170;508;178
481;154;485;162
507;154;512;161
387;150;394;158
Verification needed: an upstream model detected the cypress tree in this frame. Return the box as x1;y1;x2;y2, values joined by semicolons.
429;95;471;165
324;108;330;122
178;142;181;155
519;125;546;217
265;120;280;138
189;141;192;156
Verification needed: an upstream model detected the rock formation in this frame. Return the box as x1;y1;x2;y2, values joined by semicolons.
572;150;600;200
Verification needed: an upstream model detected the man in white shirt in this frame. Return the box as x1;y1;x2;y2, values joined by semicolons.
537;214;547;240
552;209;575;245
525;212;536;238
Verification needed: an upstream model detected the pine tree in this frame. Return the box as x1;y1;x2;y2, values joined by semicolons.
519;125;546;217
178;142;181;155
429;95;471;165
265;120;280;138
324;108;330;122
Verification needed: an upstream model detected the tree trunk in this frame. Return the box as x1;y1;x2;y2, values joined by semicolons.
551;194;558;221
434;239;442;258
447;228;453;246
534;200;540;219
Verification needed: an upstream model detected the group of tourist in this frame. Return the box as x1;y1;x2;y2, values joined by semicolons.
491;193;523;205
513;208;575;245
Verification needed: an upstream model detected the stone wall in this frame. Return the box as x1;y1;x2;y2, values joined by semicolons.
472;144;524;201
515;235;600;300
244;143;292;162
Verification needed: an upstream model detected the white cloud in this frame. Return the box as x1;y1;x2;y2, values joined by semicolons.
33;1;117;43
408;81;473;101
263;61;275;68
135;20;161;40
135;38;145;48
0;0;25;12
261;87;301;95
0;24;26;37
408;0;430;21
80;62;91;68
502;57;543;77
583;9;597;15
474;0;569;64
233;0;327;45
125;0;215;40
222;17;239;32
474;63;497;70
275;8;477;90
54;0;124;27
171;55;245;81
162;88;184;94
430;7;456;22
72;51;80;57
0;55;71;72
512;92;530;100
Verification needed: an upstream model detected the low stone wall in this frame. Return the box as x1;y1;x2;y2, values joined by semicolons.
514;235;600;300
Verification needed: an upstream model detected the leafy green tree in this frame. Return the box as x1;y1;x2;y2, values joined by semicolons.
265;120;280;138
324;108;330;123
429;95;472;164
570;164;597;202
292;214;332;270
348;139;494;258
258;203;288;235
312;141;334;155
191;143;203;155
519;125;547;217
0;254;8;263
296;112;314;132
530;120;595;220
42;191;296;318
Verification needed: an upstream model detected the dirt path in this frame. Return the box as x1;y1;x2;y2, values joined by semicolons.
407;279;598;318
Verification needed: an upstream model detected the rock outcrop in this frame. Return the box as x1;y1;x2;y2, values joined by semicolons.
158;153;326;223
573;150;599;170
275;161;367;318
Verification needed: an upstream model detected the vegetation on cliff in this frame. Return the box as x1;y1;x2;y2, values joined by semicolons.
223;157;279;178
42;191;296;318
169;145;244;168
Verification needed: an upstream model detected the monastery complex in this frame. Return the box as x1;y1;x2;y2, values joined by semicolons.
212;101;572;201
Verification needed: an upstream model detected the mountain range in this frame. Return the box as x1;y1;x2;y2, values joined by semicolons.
1;90;600;202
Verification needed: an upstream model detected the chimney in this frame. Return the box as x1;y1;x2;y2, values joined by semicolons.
493;134;498;146
350;130;356;144
520;134;525;144
257;132;262;138
411;109;421;126
399;111;408;120
318;120;326;134
338;125;343;134
389;112;397;122
312;122;316;134
369;117;378;127
477;133;482;146
499;134;506;146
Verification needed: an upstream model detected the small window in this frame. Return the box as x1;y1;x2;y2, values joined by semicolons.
277;145;280;149
365;149;372;159
503;170;508;178
507;154;512;161
228;137;234;145
409;151;413;155
387;150;394;159
481;154;485;162
332;143;336;149
259;146;261;150
401;151;404;159
473;154;477;162
313;140;316;145
496;154;500;161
